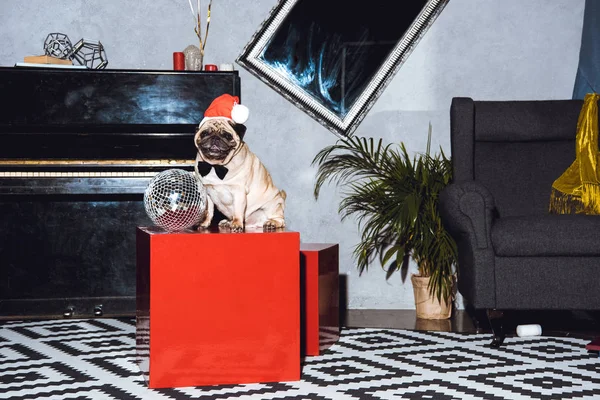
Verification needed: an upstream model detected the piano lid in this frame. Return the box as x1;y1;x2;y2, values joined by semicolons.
0;67;241;159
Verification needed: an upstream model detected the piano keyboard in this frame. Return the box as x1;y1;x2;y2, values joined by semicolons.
0;171;159;177
0;159;195;178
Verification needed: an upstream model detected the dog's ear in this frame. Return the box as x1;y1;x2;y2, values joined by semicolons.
232;122;247;141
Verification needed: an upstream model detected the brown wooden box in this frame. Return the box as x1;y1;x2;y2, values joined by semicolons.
23;55;73;65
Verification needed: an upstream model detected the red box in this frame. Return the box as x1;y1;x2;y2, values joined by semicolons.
136;227;300;388
586;337;600;351
300;243;340;356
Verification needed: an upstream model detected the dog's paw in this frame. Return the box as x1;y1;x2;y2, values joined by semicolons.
196;219;212;230
263;219;284;232
231;225;243;232
230;219;244;232
219;219;244;232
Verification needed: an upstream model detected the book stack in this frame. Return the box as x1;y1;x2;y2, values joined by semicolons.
15;55;87;69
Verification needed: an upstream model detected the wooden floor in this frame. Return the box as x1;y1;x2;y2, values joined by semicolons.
346;309;479;333
345;309;600;341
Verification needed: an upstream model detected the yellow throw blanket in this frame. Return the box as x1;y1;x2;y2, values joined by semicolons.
549;93;600;214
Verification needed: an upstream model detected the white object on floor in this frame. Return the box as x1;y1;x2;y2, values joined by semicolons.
516;324;542;337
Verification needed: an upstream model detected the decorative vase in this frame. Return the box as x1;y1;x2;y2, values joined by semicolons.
411;274;453;320
183;45;203;71
414;317;452;331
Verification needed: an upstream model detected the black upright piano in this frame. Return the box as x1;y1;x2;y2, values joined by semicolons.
0;67;241;319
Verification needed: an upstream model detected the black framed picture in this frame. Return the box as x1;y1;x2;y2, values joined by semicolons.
237;0;449;137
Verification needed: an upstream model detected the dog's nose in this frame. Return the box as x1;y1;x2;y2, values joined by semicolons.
210;136;223;145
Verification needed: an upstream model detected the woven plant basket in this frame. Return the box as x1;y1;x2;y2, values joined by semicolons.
411;274;452;320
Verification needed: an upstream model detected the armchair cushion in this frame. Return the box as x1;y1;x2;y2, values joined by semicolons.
492;214;600;256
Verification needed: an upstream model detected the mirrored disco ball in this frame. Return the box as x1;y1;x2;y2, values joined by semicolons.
144;169;207;232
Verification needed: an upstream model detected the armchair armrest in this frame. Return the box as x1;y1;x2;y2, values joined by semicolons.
439;181;496;249
439;181;497;308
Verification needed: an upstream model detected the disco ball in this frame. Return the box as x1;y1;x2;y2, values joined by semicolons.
144;169;207;232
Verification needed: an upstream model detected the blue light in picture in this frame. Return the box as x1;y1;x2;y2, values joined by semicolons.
258;0;427;119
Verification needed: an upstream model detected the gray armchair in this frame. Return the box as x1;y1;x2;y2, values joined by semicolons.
440;97;600;347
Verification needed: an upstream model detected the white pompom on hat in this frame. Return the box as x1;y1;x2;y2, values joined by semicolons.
198;93;249;127
231;101;249;124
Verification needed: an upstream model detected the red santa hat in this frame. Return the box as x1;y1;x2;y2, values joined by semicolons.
198;94;249;127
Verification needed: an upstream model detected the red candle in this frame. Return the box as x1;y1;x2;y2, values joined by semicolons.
173;52;185;70
204;64;218;71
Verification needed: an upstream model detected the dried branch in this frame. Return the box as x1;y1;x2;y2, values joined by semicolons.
186;0;212;60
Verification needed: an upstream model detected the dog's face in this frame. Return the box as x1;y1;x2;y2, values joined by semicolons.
194;119;247;165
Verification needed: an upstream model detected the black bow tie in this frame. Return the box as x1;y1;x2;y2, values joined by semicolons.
197;161;229;180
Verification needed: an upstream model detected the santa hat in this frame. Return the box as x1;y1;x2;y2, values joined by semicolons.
198;94;249;127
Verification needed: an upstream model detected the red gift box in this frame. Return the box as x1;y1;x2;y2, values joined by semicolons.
136;227;300;388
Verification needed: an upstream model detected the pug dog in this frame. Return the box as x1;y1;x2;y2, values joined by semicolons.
193;94;286;232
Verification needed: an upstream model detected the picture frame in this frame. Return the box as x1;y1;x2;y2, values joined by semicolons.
236;0;450;137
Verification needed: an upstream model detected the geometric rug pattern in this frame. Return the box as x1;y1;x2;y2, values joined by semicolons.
1;318;599;399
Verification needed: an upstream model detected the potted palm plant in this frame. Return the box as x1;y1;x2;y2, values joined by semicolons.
312;126;457;319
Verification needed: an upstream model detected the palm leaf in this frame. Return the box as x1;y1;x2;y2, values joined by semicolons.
311;126;457;303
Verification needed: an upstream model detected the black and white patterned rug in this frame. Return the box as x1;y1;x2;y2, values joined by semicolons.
1;318;600;399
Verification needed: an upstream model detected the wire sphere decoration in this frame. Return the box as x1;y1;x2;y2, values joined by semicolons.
69;38;108;69
43;33;73;59
144;169;207;232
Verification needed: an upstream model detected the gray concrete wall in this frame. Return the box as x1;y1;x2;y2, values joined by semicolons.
0;0;585;309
